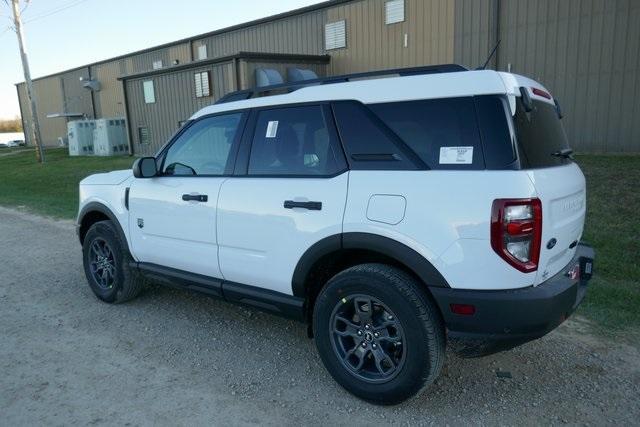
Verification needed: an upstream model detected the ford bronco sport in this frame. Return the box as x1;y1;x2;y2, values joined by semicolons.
77;65;594;405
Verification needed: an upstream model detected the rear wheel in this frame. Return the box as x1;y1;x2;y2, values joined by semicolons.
313;263;445;405
82;220;145;303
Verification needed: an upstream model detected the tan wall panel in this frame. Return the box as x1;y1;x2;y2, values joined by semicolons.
326;0;455;75
455;0;640;153
91;61;127;118
192;10;326;59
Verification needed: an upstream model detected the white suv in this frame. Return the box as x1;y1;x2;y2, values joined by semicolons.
77;65;595;405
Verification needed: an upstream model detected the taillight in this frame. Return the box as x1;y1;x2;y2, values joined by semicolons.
491;198;542;273
531;87;552;99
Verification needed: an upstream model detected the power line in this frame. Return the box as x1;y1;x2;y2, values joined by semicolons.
24;0;91;23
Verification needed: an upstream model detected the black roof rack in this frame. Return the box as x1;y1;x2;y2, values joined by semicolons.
215;63;467;104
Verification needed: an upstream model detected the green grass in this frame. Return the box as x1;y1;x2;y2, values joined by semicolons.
0;148;135;218
0;149;638;334
574;155;640;334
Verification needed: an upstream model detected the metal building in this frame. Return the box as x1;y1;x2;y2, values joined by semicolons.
16;0;640;155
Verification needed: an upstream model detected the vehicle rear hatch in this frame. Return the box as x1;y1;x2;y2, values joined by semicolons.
509;83;586;285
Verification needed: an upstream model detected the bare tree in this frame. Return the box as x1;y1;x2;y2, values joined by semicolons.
6;0;44;162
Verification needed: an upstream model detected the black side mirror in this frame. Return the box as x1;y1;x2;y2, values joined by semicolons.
133;157;158;178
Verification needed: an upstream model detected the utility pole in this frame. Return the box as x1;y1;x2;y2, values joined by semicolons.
9;0;44;163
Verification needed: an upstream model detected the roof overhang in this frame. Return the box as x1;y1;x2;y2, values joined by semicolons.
118;51;331;81
46;113;84;118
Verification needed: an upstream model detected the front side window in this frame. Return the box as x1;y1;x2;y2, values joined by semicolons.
162;113;243;176
249;106;341;176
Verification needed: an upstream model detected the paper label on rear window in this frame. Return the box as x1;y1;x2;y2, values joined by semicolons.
266;121;279;138
439;146;474;164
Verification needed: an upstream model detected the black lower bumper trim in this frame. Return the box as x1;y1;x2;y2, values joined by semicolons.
430;243;595;357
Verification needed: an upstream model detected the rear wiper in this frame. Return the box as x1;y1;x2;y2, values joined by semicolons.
551;148;574;159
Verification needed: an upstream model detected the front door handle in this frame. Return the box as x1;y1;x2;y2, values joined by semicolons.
182;194;208;202
284;200;322;211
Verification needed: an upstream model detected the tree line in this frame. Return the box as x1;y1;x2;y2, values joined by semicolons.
0;118;23;133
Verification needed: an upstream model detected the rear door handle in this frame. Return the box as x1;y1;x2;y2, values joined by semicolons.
182;194;208;202
284;200;322;211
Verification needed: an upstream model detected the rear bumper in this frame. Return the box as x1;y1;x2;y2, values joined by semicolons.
430;243;595;357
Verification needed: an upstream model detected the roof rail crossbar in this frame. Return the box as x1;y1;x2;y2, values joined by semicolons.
215;63;467;104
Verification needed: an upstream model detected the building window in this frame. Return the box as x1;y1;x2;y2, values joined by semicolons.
194;71;211;98
197;44;207;60
385;0;405;25
325;20;346;50
143;80;155;103
138;127;151;145
152;60;163;70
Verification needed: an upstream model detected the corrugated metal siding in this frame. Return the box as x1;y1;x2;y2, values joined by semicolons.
58;68;93;118
16;83;31;144
191;10;327;59
32;77;66;146
125;61;235;156
91;61;127;118
455;0;640;153
326;0;455;74
128;42;191;74
453;0;495;68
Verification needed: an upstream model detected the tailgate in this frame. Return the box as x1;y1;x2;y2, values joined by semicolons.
527;162;586;285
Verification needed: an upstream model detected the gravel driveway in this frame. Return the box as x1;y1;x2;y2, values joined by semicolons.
1;207;638;426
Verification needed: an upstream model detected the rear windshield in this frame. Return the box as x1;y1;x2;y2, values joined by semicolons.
513;98;571;168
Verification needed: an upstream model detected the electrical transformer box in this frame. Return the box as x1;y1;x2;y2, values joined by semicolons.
93;118;128;156
67;120;95;156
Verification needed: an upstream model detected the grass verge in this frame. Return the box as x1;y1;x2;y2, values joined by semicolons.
574;155;640;336
0;148;134;218
0;149;637;335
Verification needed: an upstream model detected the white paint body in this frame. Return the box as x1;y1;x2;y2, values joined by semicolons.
78;70;586;294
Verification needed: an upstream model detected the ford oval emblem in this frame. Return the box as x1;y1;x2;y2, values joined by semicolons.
547;238;557;249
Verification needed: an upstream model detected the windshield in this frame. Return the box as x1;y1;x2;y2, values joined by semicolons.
513;98;571;168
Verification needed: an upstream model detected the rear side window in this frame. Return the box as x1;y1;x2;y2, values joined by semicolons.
332;101;421;170
474;95;517;169
513;98;571;168
249;105;342;176
369;97;485;170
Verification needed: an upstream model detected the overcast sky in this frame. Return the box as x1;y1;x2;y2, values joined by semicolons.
0;0;323;120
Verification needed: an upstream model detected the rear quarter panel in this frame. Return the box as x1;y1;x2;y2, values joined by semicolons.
344;170;539;290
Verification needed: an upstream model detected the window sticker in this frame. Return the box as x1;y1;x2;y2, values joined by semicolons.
439;146;474;164
266;121;279;138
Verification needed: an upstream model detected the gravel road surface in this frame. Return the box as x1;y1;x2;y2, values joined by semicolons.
1;206;638;426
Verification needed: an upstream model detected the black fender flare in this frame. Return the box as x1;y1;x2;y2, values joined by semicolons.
77;202;128;247
291;232;450;298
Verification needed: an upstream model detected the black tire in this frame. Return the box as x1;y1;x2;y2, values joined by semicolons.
82;220;145;303
313;263;445;405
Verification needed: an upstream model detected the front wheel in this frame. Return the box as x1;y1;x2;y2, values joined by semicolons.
313;263;445;405
82;220;145;303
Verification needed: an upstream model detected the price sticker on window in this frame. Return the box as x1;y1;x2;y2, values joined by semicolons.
266;121;279;138
439;146;474;164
